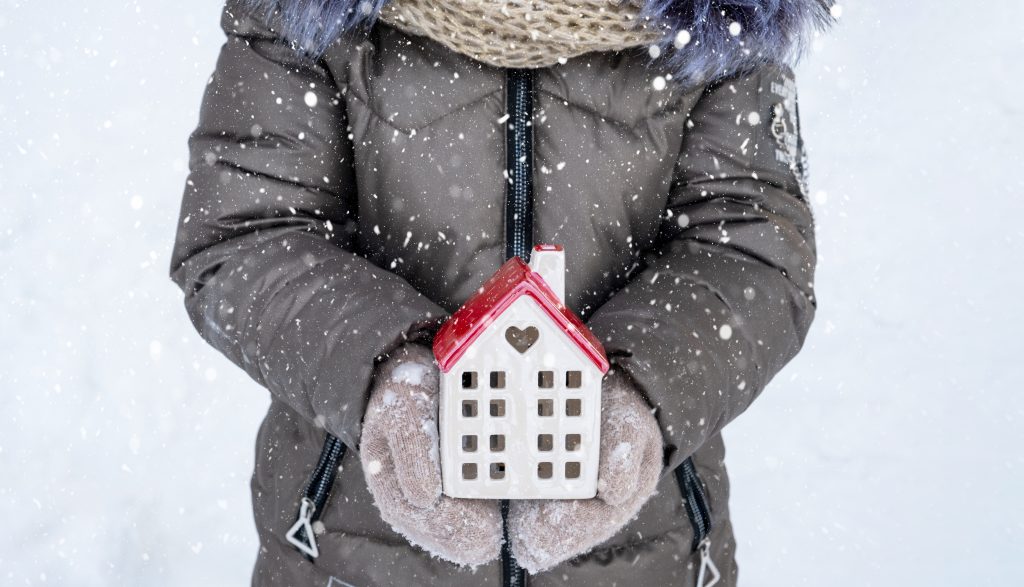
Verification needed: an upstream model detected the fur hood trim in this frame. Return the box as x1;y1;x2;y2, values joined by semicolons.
238;0;835;86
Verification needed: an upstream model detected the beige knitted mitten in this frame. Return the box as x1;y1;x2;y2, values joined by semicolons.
508;367;664;573
360;343;503;567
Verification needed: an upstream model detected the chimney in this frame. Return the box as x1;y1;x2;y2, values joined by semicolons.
528;244;565;303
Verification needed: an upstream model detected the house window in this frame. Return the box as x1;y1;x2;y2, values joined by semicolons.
537;399;554;417
489;434;505;452
462;435;478;452
489;371;506;388
462;371;477;389
566;370;582;388
462;400;478;417
538;371;554;388
490;462;506;480
565;462;581;479
565;399;582;417
462;463;477;480
489;399;506;417
565;434;581;451
538;434;553;451
537;462;553;479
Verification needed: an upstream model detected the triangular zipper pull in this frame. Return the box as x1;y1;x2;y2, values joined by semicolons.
696;537;721;587
285;497;320;559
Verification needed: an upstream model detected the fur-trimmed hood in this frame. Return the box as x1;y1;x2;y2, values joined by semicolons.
240;0;834;86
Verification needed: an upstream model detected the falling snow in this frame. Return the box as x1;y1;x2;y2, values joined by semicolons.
0;2;1019;587
673;29;692;49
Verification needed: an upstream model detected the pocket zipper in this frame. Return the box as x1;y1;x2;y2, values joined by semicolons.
676;456;720;587
286;434;346;559
697;536;721;587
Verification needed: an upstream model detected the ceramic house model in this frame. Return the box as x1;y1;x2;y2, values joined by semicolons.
433;245;610;499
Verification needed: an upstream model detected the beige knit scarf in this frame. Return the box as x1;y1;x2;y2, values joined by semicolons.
377;0;667;69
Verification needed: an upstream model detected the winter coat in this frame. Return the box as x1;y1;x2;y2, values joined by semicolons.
170;0;823;584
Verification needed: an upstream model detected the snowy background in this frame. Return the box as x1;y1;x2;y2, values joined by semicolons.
1;1;1021;585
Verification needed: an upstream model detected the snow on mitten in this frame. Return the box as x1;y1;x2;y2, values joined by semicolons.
508;367;664;573
359;343;503;566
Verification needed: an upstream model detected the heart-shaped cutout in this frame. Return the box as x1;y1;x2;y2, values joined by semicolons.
505;325;539;354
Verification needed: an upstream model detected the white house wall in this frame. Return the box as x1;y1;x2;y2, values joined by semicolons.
440;295;604;499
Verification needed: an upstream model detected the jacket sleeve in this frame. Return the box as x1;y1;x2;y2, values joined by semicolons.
169;1;447;450
586;65;818;471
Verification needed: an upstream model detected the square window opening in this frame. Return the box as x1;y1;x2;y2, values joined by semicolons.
565;461;581;479
489;462;506;480
461;371;477;389
538;434;553;452
489;434;505;452
565;434;581;451
537;399;554;417
462;463;477;480
538;371;554;388
462;400;478;417
537;462;553;479
462;435;478;452
489;399;506;418
489;371;506;388
566;370;582;388
566;398;582;417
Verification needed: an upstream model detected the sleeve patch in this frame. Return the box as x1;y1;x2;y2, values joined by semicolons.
769;75;810;198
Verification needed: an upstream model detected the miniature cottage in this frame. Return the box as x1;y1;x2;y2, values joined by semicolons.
433;245;610;499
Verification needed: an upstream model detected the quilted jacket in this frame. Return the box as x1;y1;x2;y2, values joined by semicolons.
170;1;821;584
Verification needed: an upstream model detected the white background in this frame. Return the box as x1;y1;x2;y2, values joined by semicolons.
1;1;1021;585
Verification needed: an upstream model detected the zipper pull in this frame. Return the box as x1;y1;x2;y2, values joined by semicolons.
696;537;721;587
285;497;320;559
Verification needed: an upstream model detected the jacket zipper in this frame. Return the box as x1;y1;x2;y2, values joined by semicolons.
505;69;534;264
676;457;720;586
286;434;346;559
500;67;534;587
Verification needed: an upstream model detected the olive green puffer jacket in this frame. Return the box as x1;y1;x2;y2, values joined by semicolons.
170;2;817;584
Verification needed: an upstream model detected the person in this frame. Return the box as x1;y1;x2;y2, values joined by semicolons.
169;0;832;584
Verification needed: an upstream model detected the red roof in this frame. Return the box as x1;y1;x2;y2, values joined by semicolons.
433;255;609;374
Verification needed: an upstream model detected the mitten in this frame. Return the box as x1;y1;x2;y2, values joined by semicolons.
359;343;503;566
508;367;664;573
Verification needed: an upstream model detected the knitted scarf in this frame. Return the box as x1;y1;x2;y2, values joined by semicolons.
377;0;664;69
